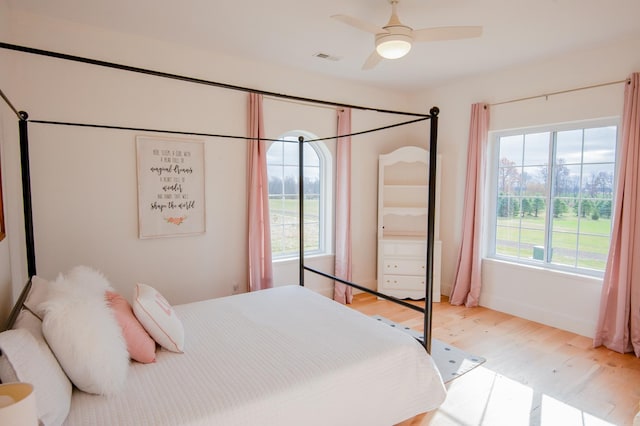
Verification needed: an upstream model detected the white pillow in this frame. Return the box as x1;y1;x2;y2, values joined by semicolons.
24;275;50;312
133;283;184;353
13;275;51;340
39;266;129;395
0;328;72;426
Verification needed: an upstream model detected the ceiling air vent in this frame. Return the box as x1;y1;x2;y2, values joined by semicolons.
313;52;341;61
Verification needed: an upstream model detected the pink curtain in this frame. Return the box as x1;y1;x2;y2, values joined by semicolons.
333;108;353;304
247;93;273;291
594;73;640;356
450;103;490;307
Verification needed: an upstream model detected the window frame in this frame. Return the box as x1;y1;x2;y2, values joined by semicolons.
486;117;620;277
267;131;333;261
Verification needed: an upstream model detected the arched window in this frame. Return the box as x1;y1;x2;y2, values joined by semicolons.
267;131;331;259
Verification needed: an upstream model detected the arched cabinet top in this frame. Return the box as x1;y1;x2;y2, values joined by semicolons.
379;146;429;165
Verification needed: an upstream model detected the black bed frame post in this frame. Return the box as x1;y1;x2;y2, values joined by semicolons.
298;136;305;287
18;111;37;278
424;106;439;354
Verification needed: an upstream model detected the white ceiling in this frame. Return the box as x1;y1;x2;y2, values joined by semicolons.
7;0;640;91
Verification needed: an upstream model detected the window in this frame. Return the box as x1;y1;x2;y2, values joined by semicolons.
490;119;618;275
267;132;331;259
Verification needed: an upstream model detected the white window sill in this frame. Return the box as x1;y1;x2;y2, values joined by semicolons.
483;257;604;284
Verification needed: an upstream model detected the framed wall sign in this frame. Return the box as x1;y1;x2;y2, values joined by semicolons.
136;136;205;239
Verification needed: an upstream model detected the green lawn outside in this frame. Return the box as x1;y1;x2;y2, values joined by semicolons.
269;198;319;216
496;213;611;271
269;198;319;255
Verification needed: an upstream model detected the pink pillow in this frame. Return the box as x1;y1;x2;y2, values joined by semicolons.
106;291;156;363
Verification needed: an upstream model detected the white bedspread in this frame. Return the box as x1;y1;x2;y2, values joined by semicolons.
64;285;446;426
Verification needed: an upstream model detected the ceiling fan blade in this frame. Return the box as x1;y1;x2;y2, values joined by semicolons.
412;26;483;42
331;14;385;35
362;51;383;70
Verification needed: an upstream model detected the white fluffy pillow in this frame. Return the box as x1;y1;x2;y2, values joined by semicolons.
39;266;129;395
133;283;184;353
63;265;112;297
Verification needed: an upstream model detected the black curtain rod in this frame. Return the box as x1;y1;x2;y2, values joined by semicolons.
490;78;630;107
0;42;431;119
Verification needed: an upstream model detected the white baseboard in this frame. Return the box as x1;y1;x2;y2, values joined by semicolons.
481;293;596;338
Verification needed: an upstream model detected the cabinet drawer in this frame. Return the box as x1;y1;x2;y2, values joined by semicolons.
381;274;426;290
382;241;426;257
383;259;426;275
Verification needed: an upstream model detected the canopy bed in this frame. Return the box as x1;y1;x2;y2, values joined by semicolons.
0;41;445;425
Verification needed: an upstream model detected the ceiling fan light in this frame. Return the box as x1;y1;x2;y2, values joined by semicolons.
375;34;412;59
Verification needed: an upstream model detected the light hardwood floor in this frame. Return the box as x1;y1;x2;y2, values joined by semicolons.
349;293;640;426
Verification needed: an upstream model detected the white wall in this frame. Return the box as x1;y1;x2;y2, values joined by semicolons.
1;8;418;310
0;0;15;323
412;37;640;337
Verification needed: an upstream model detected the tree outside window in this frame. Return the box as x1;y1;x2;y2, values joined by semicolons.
492;122;617;275
267;133;327;259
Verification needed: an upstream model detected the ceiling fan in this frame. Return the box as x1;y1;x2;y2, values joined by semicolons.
331;0;482;70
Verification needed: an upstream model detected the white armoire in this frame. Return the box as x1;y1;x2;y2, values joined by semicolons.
377;146;441;301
